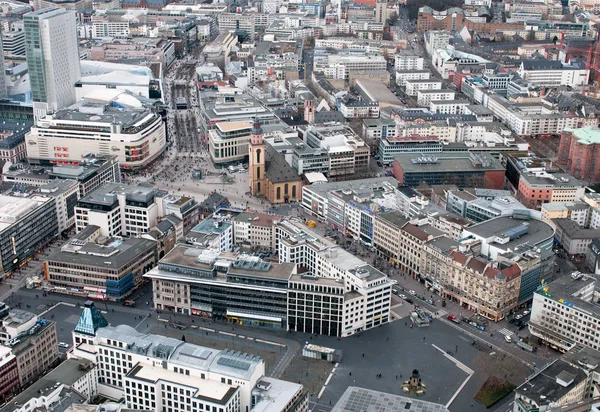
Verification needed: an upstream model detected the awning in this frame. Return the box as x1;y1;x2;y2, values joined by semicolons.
226;310;281;322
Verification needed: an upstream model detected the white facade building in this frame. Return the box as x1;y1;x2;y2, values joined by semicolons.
26;90;166;171
394;53;424;71
517;60;590;88
416;89;455;107
405;80;443;96
529;274;599;352
430;99;469;114
395;70;430;87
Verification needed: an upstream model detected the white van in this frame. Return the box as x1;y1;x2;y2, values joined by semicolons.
505;335;512;343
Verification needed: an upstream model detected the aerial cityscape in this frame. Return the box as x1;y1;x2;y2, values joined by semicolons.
0;0;600;411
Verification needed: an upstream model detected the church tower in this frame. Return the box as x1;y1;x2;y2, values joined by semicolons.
249;118;266;196
304;99;315;124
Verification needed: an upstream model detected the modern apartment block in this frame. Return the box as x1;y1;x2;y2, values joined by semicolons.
0;194;58;276
45;225;159;300
529;274;600;352
0;310;58;387
69;303;308;412
24;8;81;122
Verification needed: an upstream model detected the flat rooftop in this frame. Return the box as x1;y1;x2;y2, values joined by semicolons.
520;173;583;189
128;364;237;404
554;218;600;239
332;387;449;412
0;195;48;231
465;215;554;250
395;153;505;173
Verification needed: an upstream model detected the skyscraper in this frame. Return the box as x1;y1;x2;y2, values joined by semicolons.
0;31;7;99
24;8;81;122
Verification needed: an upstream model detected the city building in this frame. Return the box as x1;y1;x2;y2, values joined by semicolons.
395;70;431;87
416;90;455;107
0;310;58;387
2;358;97;412
417;6;523;34
25;91;166;171
276;220;395;337
233;212;280;250
145;244;294;326
0;194;58;276
38;180;80;233
248;120;302;204
541;201;590;228
75;183;170;237
0;121;29;163
394;52;425;71
0;34;6;99
3;154;121;197
90;38;175;71
462;214;555;260
332;386;449;412
392;152;506;189
68;303;298;412
559;126;600;182
517;59;589;88
446;190;528;222
529;273;599;352
553;218;600;255
423;240;522;321
0;346;19;403
404;80;443;96
512;358;589;412
44;225;159;300
184;212;235;253
24;8;81;122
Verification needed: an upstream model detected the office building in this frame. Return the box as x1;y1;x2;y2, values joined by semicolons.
233;212;280;250
553;218;600;255
38;180;80;233
45;225;159;300
0;310;58;387
75;183;170;237
462;214;555;260
69;303;298;412
541;201;590;228
559;126;600;182
446;190;528;223
0;194;58;276
517;172;585;209
0;346;19;403
145;245;294;327
2;358;97;412
517;59;589;88
512;358;589;412
392;152;506;189
184;213;235;253
24;8;81;122
276;220;395;337
25;91;166;171
404;80;443;96
529;274;600;352
3;154;121;197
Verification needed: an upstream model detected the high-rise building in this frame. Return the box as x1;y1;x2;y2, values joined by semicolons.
0;31;7;99
24;8;81;122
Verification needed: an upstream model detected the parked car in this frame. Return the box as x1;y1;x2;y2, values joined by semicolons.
447;315;461;324
399;294;407;300
409;290;416;295
522;310;530;316
405;298;414;304
515;314;523;320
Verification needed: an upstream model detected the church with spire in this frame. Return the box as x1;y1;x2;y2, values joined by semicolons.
248;119;302;204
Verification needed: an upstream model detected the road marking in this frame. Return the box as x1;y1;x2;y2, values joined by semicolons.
499;328;513;337
317;362;338;400
219;331;235;337
256;338;285;347
431;344;474;408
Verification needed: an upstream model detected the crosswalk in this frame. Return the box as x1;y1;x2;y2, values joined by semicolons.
499;328;513;337
430;309;447;319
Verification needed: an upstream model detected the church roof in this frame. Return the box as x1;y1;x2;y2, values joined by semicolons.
265;143;301;184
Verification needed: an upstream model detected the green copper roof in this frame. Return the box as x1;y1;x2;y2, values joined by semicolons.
75;301;108;336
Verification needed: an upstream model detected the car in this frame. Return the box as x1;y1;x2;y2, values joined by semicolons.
376;161;383;167
522;310;530;316
425;298;434;305
508;318;516;324
405;298;414;304
409;290;416;295
504;335;512;343
58;342;70;349
399;294;407;300
515;314;523;320
517;323;528;330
